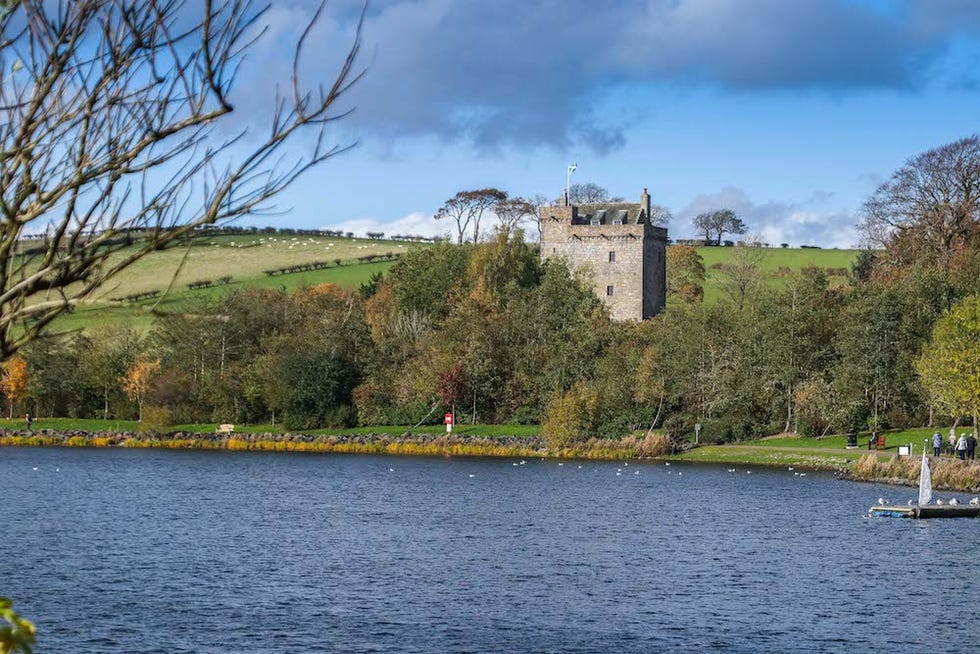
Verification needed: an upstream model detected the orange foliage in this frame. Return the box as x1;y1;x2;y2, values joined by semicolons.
0;356;29;417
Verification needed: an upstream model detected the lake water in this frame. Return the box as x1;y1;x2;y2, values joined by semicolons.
2;447;979;653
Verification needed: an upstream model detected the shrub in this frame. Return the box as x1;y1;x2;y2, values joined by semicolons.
139;405;171;433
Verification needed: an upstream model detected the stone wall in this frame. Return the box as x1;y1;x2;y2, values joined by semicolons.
540;205;667;321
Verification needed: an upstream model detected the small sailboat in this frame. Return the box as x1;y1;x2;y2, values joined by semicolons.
869;452;980;519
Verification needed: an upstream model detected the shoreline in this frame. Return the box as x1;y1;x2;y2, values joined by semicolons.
7;429;980;493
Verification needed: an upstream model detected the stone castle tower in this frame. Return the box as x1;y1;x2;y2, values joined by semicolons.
539;188;667;321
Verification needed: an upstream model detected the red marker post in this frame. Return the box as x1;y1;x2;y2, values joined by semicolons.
444;412;454;434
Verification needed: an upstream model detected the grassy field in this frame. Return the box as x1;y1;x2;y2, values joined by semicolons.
47;234;424;332
671;428;944;469
696;245;858;304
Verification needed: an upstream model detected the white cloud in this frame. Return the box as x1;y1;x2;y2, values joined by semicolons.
677;186;860;249
324;211;450;240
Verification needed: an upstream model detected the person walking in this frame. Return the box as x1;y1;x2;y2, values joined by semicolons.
933;431;943;457
967;432;977;462
956;434;968;460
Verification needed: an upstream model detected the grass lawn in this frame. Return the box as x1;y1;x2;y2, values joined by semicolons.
696;246;858;304
672;427;953;469
0;417;540;438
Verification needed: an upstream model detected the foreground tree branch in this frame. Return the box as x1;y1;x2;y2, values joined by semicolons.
0;0;364;358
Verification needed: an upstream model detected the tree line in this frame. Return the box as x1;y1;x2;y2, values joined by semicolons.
3;136;980;444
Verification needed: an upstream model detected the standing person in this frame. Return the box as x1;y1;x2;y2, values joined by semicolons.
967;432;977;462
933;431;943;457
24;412;32;431
956;434;968;460
949;428;958;455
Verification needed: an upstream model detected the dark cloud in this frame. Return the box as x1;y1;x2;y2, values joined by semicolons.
240;0;980;153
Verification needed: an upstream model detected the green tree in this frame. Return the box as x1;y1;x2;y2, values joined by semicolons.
666;245;706;304
917;295;980;430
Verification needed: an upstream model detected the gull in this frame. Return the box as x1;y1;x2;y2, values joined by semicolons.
634;470;640;475
950;498;959;506
678;472;682;476
970;498;979;506
799;473;806;477
788;467;794;471
578;465;582;469
558;463;564;466
937;499;945;505
32;466;38;471
908;500;915;506
616;472;622;476
877;498;887;505
624;462;629;467
513;463;519;466
746;471;752;475
665;462;671;466
468;474;475;478
727;468;736;473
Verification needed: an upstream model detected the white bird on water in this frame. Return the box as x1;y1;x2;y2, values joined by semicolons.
665;462;671;467
908;500;915;506
950;498;959;506
468;474;475;478
937;499;945;506
877;498;887;505
32;466;38;471
970;498;980;506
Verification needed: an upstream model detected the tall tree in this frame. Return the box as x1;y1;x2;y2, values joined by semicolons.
0;0;364;359
862;135;980;273
435;189;507;244
693;209;747;245
0;356;28;419
917;295;980;431
666;245;706;304
493;197;536;237
122;358;161;422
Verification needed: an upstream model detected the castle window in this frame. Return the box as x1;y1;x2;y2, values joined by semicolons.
608;251;616;263
606;285;614;296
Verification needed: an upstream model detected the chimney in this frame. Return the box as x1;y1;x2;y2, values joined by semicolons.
641;187;651;221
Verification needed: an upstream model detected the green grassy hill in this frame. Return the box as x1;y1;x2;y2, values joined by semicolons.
46;238;858;333
51;234;428;332
696;245;857;303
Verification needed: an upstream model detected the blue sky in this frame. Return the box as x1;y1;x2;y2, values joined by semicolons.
236;0;980;248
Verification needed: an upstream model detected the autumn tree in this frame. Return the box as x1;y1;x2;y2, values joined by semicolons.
693;209;747;245
0;356;28;418
862;135;980;274
493;197;536;237
435;189;508;244
917;295;980;431
0;0;364;360
666;245;706;303
121;359;161;422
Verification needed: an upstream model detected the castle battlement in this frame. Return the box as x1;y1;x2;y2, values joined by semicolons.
540;188;667;321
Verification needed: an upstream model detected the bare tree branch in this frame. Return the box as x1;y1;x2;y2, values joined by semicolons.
0;0;366;358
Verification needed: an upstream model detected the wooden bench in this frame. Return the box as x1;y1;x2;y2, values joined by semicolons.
868;434;885;450
216;423;234;435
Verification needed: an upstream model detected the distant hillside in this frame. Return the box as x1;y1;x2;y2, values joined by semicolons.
48;239;858;333
696;245;858;304
52;234;431;333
